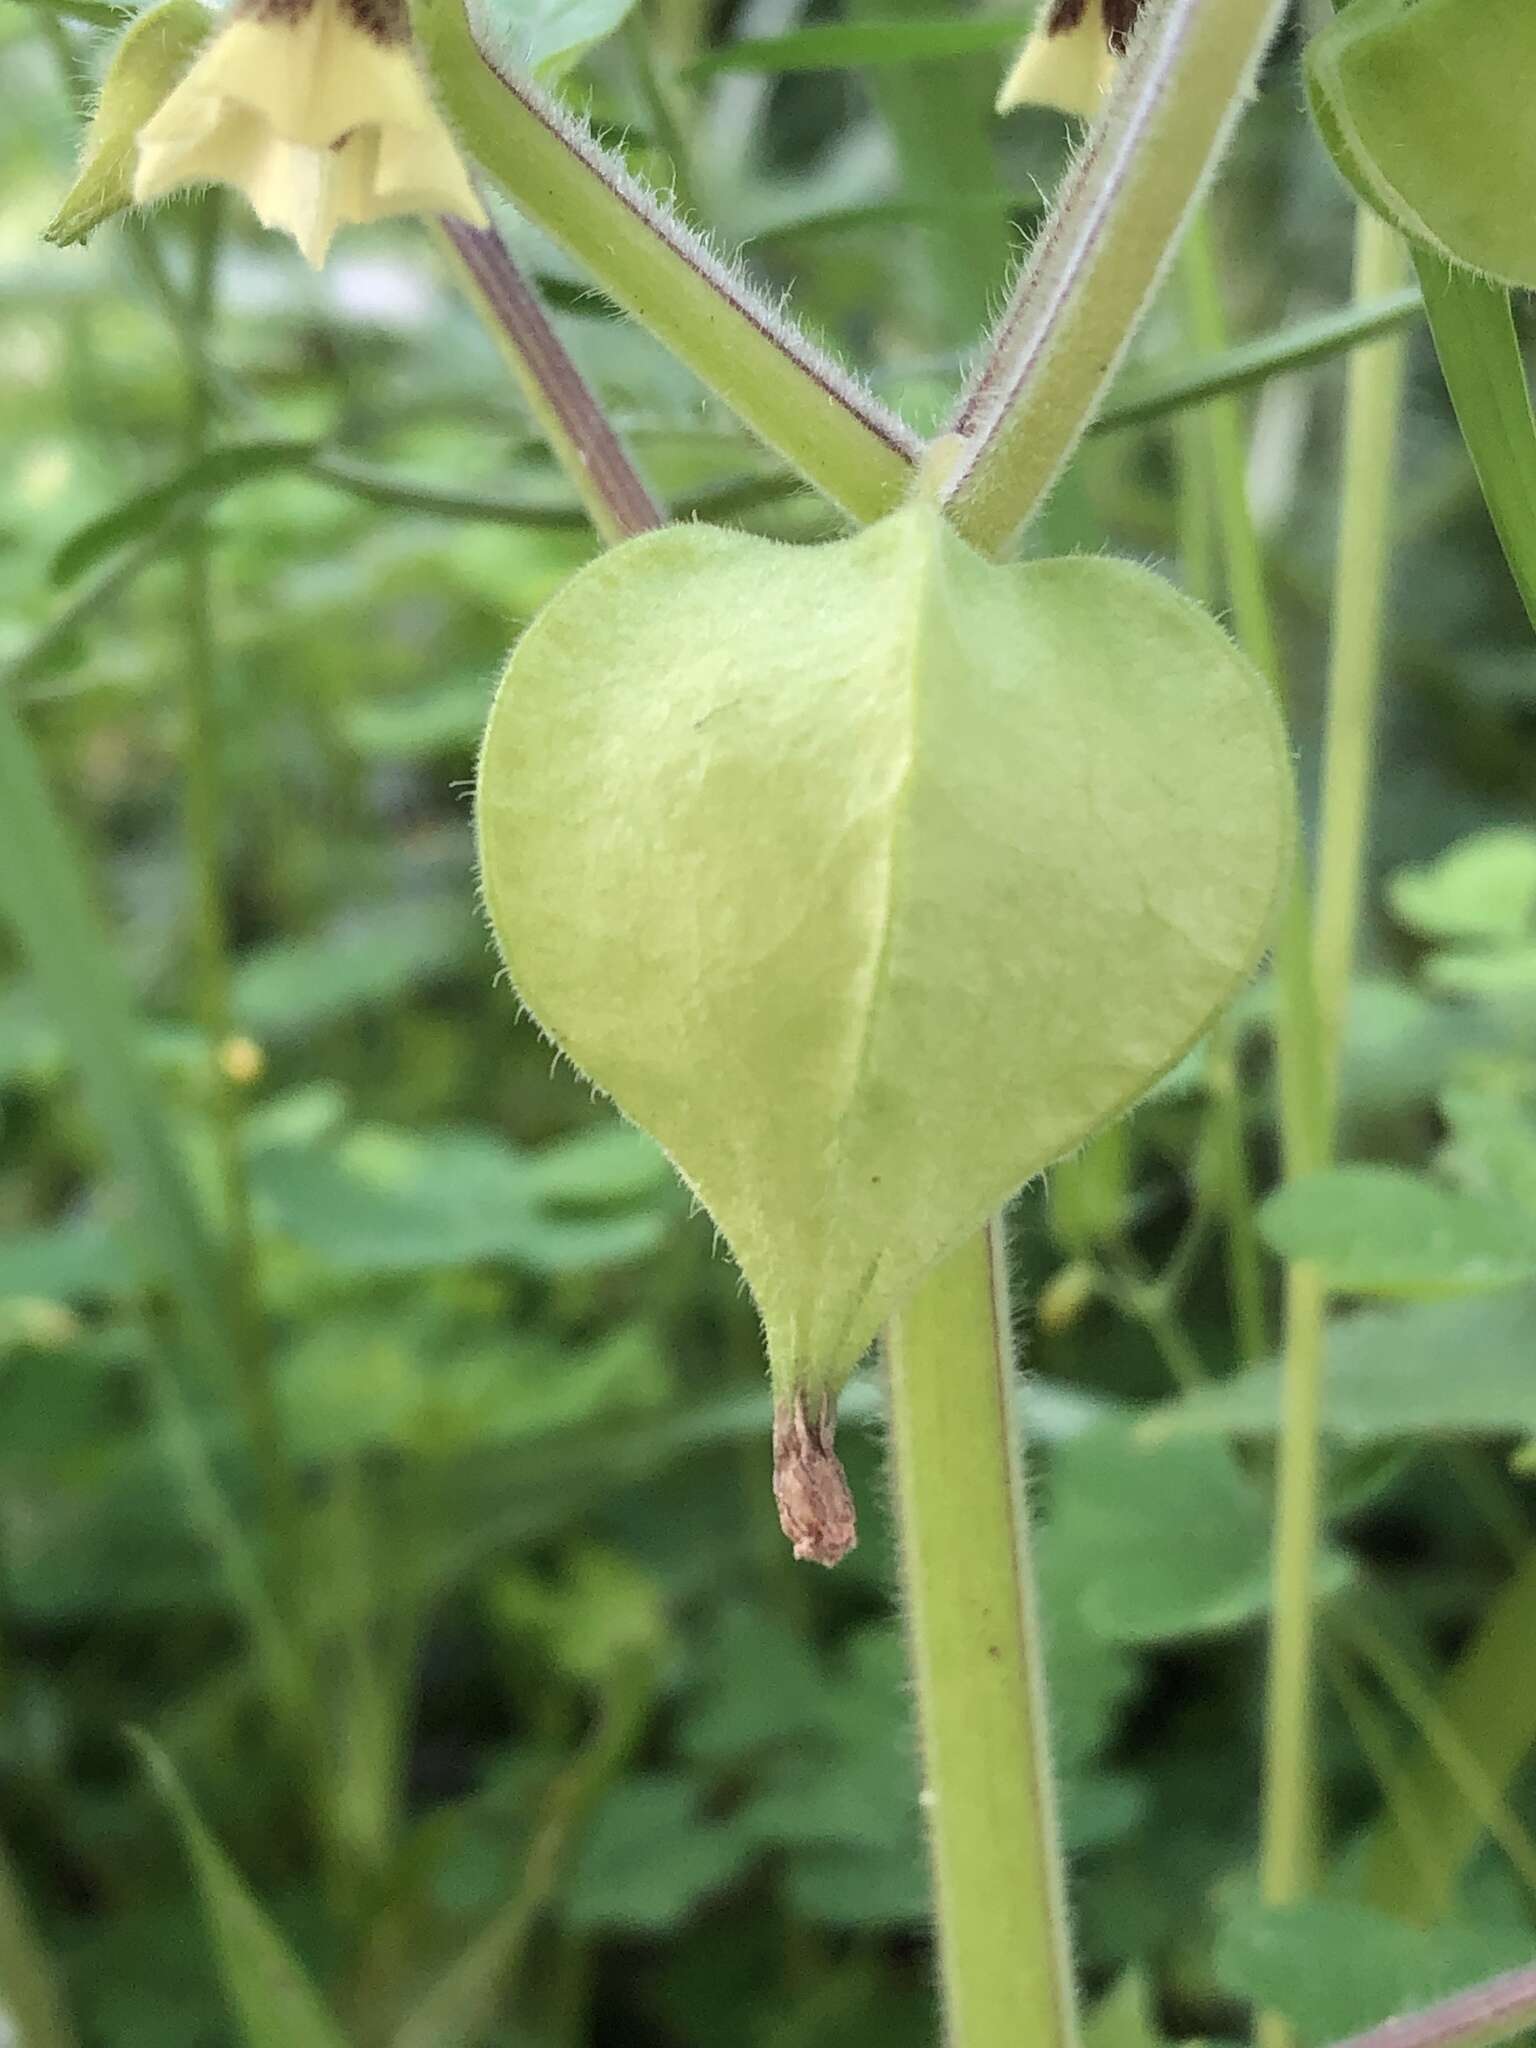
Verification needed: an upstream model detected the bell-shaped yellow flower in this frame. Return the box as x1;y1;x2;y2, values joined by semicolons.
997;0;1134;121
133;0;487;267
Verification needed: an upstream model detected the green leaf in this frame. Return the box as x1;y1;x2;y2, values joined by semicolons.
44;0;213;248
560;1775;751;1933
1415;261;1536;638
279;1311;670;1460
687;14;1032;77
1260;1166;1536;1297
1047;1425;1351;1642
1440;1085;1536;1218
0;1215;135;1302
1148;1288;1536;1446
1306;0;1536;290
1390;830;1536;944
476;505;1291;1397
251;1123;669;1276
477;0;640;78
1216;1899;1533;2048
0;655;229;1382
230;895;478;1040
0;1823;79;2048
132;1736;350;2048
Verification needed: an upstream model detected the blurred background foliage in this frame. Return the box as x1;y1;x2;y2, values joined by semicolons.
3;1;1536;2044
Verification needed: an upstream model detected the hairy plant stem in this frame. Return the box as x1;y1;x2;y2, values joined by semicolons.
1321;1962;1536;2048
1260;210;1408;2048
433;216;664;542
411;0;920;519
943;0;1288;556
884;1224;1078;2048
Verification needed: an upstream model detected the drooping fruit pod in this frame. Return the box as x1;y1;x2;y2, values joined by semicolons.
476;504;1292;1560
1307;0;1536;288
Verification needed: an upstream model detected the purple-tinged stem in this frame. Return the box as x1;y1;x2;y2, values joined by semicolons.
438;214;664;542
1321;1963;1536;2048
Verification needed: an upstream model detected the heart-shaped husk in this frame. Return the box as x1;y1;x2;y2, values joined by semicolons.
477;505;1293;1550
1307;0;1536;289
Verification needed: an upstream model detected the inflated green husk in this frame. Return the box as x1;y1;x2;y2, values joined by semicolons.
476;504;1292;1394
1307;0;1536;289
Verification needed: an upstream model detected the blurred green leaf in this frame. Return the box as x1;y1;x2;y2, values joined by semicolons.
477;0;641;78
1148;1288;1536;1445
133;1735;350;2048
0;1214;134;1301
1416;260;1536;637
1047;1426;1350;1642
230;896;479;1040
687;14;1031;76
251;1122;669;1275
0;1823;80;2048
1261;1166;1536;1296
280;1309;670;1460
1390;829;1536;943
1216;1899;1533;2048
561;1774;750;1933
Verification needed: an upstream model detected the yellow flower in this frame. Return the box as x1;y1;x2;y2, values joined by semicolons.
997;0;1143;121
133;0;487;267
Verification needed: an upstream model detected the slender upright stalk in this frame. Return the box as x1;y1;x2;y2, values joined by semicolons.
1259;210;1408;2048
1312;215;1412;1139
884;1223;1079;2048
434;217;664;543
942;0;1287;556
172;200;298;1581
1177;218;1266;1364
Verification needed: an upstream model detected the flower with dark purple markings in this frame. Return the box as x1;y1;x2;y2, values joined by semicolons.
133;0;486;266
997;0;1148;120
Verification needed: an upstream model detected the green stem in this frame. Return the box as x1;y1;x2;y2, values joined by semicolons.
1176;214;1270;1364
172;200;298;1591
1312;215;1412;1142
884;1223;1079;2048
1360;1549;1536;1925
1259;208;1408;2047
1095;288;1421;437
432;217;664;542
1335;1605;1536;1912
1260;1256;1329;1926
942;0;1288;556
385;1660;651;2048
412;0;920;520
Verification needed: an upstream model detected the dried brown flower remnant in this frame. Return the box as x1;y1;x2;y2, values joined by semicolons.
772;1391;857;1567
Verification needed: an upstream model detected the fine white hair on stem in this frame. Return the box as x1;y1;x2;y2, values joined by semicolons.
943;0;1289;554
450;1;922;471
